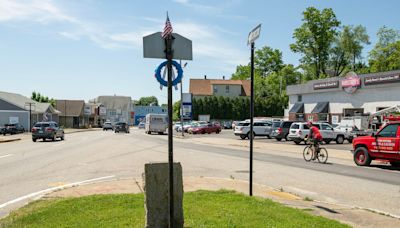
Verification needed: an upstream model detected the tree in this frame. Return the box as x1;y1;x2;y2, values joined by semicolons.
369;26;400;72
255;46;284;75
31;91;55;107
231;64;252;80
135;96;159;106
290;7;340;79
329;25;370;76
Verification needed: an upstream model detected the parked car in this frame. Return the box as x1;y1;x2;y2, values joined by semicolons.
0;126;5;135
222;121;232;129
352;122;400;167
138;122;145;129
288;122;352;144
32;121;64;142
270;121;294;141
115;122;130;133
234;120;273;139
173;122;182;132
103;122;113;131
2;123;25;135
189;123;221;134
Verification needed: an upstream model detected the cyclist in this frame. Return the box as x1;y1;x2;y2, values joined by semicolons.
307;121;323;160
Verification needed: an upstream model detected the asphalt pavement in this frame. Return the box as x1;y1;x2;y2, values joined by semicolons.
0;128;399;220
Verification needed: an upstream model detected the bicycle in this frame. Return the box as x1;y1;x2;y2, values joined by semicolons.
303;138;328;163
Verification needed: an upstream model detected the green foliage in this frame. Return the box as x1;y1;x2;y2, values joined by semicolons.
369;26;400;72
290;7;340;79
135;96;159;106
31;91;56;107
0;191;349;227
255;46;284;75
173;100;180;121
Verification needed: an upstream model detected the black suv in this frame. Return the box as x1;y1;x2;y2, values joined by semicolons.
32;122;64;142
115;122;130;133
2;124;25;135
271;121;294;141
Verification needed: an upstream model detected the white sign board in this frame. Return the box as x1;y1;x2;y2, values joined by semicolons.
84;105;92;115
247;24;262;45
9;117;19;124
143;32;193;60
182;93;192;103
332;115;339;124
99;107;107;116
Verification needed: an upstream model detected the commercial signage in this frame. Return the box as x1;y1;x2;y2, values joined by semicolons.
364;74;400;85
313;81;339;90
84;105;92;115
341;72;360;94
247;24;262;45
99;107;107;116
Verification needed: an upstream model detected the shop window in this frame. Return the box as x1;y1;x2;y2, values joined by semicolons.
318;113;328;122
297;95;302;102
295;114;304;121
213;86;218;93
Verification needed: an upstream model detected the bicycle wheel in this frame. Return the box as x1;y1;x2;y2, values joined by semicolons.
317;148;328;163
303;146;313;162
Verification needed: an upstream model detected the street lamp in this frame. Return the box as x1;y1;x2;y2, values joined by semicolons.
25;102;36;131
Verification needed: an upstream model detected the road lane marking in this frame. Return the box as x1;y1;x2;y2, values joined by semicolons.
0;175;115;209
0;154;13;159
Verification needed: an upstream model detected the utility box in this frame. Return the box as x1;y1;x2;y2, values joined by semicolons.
144;162;184;228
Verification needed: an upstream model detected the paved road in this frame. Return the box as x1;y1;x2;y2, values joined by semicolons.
0;129;399;218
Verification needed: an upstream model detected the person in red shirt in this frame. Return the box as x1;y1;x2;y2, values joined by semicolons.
307;121;323;159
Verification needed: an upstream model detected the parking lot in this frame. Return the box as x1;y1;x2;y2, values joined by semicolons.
173;129;353;151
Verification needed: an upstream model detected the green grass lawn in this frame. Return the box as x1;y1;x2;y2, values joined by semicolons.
0;190;349;227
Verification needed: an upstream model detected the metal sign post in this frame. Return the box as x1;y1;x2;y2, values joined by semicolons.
247;24;261;196
143;16;192;227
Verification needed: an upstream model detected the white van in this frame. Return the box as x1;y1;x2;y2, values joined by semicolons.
145;114;168;135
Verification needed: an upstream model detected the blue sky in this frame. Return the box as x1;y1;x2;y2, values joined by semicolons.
0;0;399;104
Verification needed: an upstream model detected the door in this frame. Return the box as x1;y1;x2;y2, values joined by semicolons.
372;124;400;160
321;123;334;139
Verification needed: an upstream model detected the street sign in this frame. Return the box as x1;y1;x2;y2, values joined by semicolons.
143;32;193;60
247;24;262;45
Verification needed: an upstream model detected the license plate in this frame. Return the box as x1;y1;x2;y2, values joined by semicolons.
291;130;295;133
39;130;43;133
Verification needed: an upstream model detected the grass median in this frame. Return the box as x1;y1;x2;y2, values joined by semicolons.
0;190;349;227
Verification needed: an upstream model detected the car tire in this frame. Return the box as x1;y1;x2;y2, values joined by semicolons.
285;134;289;141
240;135;247;140
60;135;64;141
276;138;282;141
32;138;37;142
216;130;220;134
294;140;301;145
390;161;400;167
247;132;255;140
354;147;372;166
336;135;344;144
267;135;271;139
158;132;163;135
324;140;331;144
347;138;353;143
52;135;56;141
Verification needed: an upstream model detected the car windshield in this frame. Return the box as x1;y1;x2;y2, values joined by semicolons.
34;123;50;127
237;122;250;126
272;122;281;127
291;124;300;129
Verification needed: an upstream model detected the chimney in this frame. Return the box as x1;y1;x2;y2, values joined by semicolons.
204;75;207;79
223;75;225;80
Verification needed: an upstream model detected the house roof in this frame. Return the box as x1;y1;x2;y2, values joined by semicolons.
189;79;251;96
55;100;85;117
0;91;60;114
96;96;132;110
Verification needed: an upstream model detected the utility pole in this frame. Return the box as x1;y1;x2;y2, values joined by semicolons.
25;102;35;131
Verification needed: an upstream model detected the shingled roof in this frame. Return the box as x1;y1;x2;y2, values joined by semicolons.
189;79;251;96
55;100;85;117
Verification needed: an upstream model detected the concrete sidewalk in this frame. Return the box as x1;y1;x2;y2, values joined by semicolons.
45;176;400;228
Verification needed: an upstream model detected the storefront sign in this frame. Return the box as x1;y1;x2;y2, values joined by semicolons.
313;81;339;90
342;72;360;94
331;115;339;124
99;107;107;116
84;106;92;115
364;74;400;85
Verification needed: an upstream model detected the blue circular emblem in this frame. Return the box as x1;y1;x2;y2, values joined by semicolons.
155;60;183;87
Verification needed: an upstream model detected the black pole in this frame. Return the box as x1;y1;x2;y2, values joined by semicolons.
29;104;32;131
165;36;174;228
179;60;184;137
249;42;255;196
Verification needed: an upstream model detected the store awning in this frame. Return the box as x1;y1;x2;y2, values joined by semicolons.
312;102;329;113
289;102;304;113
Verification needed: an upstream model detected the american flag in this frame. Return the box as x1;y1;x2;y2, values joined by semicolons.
161;14;173;38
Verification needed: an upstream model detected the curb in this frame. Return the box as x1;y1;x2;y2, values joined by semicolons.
0;138;21;144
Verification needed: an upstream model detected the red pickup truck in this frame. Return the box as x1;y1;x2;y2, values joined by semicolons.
352;122;400;167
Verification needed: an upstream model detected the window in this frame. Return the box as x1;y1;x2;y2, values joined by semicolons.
321;124;333;131
318;113;328;122
291;124;300;129
272;122;281;127
378;124;399;137
297;95;302;102
254;122;265;127
237;122;250;126
225;85;229;93
213;86;218;93
283;122;293;128
312;124;320;129
302;124;309;130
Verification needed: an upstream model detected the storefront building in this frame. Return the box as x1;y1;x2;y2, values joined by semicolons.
286;70;400;124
